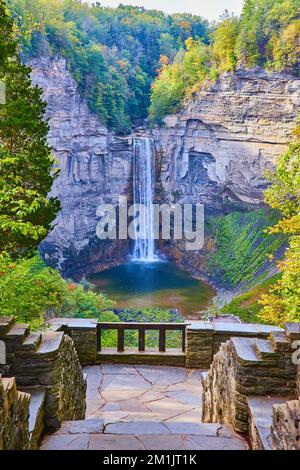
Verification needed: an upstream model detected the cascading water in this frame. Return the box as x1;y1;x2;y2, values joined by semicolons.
132;137;156;261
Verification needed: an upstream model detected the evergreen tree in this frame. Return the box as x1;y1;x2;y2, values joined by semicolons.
0;0;60;258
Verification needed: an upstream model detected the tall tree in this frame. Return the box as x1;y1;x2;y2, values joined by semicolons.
259;122;300;324
0;0;60;258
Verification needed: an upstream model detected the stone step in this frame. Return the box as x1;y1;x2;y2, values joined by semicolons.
284;323;300;341
36;331;64;356
40;419;248;450
5;323;30;340
253;339;280;363
231;337;262;365
3;323;31;362
269;331;290;352
0;316;15;334
21;332;43;352
26;387;46;449
248;396;295;450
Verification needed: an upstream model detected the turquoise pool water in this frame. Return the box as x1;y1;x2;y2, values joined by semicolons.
89;261;215;317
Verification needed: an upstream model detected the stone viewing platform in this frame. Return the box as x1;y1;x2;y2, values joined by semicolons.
0;315;299;450
40;364;247;450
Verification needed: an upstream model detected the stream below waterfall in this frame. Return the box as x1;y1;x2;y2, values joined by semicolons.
89;261;215;318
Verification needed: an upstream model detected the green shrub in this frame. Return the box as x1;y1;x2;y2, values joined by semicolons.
0;255;118;330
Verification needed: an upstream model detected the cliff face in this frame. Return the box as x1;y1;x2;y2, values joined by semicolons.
30;57;133;278
152;69;299;275
29;57;299;279
153;68;299;210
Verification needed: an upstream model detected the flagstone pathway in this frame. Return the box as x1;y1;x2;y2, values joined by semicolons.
40;365;248;450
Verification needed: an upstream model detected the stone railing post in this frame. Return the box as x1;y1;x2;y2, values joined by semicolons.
50;318;98;364
186;321;214;369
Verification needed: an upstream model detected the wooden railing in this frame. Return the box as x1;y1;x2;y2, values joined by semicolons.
97;322;187;353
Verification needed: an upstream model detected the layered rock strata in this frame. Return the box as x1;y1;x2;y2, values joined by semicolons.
30;57;132;279
153;69;300;271
29;58;300;278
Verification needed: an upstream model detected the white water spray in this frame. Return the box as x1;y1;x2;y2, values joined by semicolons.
132;137;157;261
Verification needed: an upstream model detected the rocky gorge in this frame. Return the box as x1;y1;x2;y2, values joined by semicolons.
29;56;300;282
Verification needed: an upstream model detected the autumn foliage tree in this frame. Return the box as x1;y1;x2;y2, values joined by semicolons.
259;123;300;325
149;0;299;122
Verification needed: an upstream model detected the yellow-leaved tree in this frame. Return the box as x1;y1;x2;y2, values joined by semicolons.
259;123;300;325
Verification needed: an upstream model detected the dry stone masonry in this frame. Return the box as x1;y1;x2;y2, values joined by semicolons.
202;322;300;449
154;69;300;272
29;57;133;279
0;315;300;449
186;320;282;369
271;399;300;450
0;316;87;449
0;377;30;450
155;69;299;209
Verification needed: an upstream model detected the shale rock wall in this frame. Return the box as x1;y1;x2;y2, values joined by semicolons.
271;399;300;450
29;58;300;278
153;69;299;272
30;57;132;279
202;323;300;449
154;68;299;209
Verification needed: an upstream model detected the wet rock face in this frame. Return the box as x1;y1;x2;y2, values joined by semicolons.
30;58;299;278
153;68;300;210
29;57;132;278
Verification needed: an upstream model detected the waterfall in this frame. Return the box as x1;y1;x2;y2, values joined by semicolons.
132;137;156;261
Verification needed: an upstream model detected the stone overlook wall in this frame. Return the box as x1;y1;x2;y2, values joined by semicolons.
1;315;299;450
271;399;300;450
202;322;300;450
29;58;299;278
0;376;30;450
153;69;299;272
186;320;282;369
0;316;86;449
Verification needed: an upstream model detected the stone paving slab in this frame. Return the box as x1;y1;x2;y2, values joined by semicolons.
55;419;105;435
105;421;170;435
84;365;203;422
40;419;248;450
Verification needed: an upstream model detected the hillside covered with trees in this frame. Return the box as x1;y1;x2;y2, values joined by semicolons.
0;0;299;328
150;0;300;121
6;0;300;129
7;0;209;133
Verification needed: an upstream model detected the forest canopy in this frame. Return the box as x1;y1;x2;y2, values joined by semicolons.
149;0;300;122
6;0;300;129
7;0;209;133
